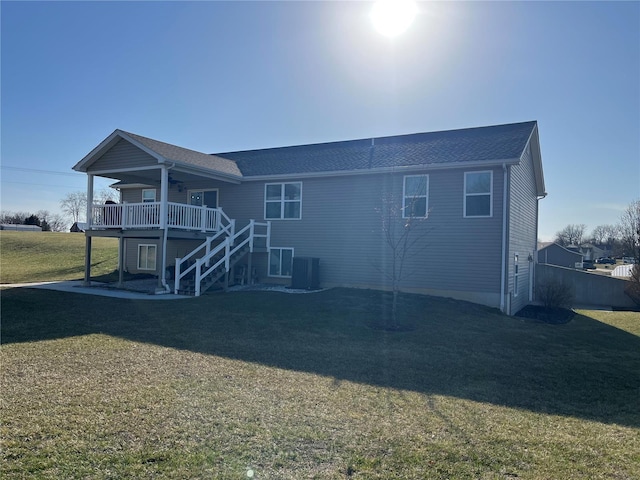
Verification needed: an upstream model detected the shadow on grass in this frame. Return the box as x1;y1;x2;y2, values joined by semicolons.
2;287;639;428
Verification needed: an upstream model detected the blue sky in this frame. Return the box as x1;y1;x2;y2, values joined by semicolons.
1;0;638;240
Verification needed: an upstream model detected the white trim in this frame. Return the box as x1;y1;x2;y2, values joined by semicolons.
264;182;302;220
268;247;294;278
464;170;493;218
402;174;429;219
137;244;157;271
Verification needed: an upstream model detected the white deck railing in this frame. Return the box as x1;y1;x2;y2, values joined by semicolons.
90;202;229;233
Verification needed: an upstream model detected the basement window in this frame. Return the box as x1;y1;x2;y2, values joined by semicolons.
269;248;294;277
138;244;157;271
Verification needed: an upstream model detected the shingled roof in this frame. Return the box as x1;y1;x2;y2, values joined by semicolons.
121;130;242;178
216;121;538;177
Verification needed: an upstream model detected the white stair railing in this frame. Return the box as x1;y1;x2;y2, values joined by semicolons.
174;220;271;296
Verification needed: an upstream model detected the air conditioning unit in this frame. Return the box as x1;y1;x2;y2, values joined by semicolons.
291;257;320;290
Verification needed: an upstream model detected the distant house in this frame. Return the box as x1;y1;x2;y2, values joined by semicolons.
70;222;88;233
0;224;42;232
538;242;583;269
566;243;606;261
72;121;546;314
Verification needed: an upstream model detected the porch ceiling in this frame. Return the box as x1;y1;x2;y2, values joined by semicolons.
101;167;231;189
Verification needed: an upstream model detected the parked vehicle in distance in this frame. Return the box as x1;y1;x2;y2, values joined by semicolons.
622;257;636;264
582;260;596;270
596;257;616;265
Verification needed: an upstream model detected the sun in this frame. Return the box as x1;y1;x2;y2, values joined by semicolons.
370;0;418;38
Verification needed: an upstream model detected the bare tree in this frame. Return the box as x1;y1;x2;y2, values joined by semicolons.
95;188;117;204
618;199;640;261
589;224;621;256
0;211;32;224
377;177;430;329
60;191;87;223
555;224;587;247
37;210;67;232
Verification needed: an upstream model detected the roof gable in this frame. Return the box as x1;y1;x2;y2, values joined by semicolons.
73;130;242;179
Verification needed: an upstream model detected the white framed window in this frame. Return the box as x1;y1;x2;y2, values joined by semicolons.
189;189;218;208
514;253;519;297
403;175;429;218
142;189;156;203
464;171;493;217
137;244;157;271
265;182;302;220
269;247;294;277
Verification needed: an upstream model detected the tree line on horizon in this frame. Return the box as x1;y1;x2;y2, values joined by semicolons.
551;199;640;261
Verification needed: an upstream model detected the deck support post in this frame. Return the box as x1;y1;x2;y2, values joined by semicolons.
116;236;125;287
83;236;92;286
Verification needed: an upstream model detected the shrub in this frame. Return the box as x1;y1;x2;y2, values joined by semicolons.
537;278;575;309
624;264;640;306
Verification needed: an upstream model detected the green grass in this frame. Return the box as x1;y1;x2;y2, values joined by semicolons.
0;231;118;283
2;286;639;479
1;231;639;478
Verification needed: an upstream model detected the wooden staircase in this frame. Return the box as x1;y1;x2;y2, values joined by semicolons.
174;220;270;296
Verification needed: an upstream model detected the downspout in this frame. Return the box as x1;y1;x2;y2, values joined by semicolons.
159;163;175;293
500;163;508;313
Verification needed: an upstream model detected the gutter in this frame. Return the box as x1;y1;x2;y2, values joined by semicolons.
159;163;175;294
500;163;508;313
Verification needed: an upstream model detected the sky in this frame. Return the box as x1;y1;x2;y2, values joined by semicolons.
1;0;639;240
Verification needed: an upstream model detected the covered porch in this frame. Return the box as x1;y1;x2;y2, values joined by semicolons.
73;129;244;292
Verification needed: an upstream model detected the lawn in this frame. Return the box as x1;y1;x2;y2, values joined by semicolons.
2;286;639;479
0;231;118;283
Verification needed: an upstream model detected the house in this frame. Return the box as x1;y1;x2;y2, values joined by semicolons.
72;121;546;314
538;242;584;269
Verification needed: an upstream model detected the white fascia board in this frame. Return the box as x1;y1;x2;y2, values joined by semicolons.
89;165;162;176
241;158;521;182
522;124;547;197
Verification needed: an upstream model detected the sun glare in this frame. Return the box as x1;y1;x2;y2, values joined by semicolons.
370;0;418;38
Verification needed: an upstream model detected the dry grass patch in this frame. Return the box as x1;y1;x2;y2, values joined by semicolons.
2;288;639;479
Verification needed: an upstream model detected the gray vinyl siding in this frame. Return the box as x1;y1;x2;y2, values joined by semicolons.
119;167;506;306
217;168;504;301
88;139;158;172
125;238;160;275
507;143;539;313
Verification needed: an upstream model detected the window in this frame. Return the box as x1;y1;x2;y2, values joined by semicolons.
464;171;492;217
265;182;302;219
403;175;429;218
269;248;294;277
142;189;156;203
137;244;157;271
189;189;218;208
514;253;519;297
